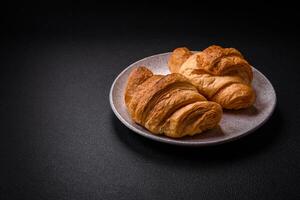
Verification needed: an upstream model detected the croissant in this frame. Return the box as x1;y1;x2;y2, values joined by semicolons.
168;45;256;109
124;66;222;138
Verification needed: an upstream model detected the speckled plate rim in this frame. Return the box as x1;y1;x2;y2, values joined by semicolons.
109;52;277;146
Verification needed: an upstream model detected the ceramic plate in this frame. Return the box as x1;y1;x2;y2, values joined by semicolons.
109;53;276;146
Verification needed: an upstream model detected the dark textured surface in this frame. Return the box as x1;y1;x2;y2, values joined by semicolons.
1;3;300;200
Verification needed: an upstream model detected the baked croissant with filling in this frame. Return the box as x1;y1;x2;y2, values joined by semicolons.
125;66;222;138
168;45;256;109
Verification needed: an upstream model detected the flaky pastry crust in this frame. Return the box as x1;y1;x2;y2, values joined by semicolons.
125;66;222;138
168;45;255;109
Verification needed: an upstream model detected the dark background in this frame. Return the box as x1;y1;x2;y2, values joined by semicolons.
1;2;300;200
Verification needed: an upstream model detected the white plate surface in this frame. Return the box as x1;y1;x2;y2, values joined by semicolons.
110;53;276;146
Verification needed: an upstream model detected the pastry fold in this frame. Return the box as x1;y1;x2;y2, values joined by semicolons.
168;45;256;109
125;66;222;138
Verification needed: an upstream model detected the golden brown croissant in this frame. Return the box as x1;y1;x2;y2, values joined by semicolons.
125;66;222;138
168;45;256;109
